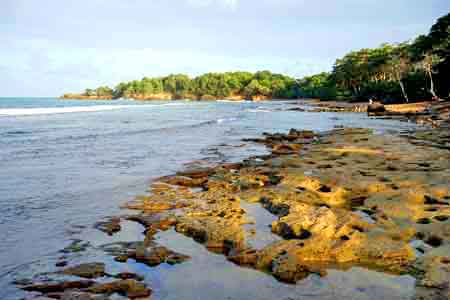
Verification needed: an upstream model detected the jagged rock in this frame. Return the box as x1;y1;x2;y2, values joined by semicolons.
271;204;373;240
160;175;207;187
22;280;95;293
107;126;450;294
126;213;177;231
271;143;302;155
56;261;68;267
367;103;386;115
176;168;213;178
227;248;259;266
175;215;245;253
130;244;190;266
87;279;151;298
61;263;106;279
114;255;128;262
61;291;93;300
114;272;144;281
288;129;315;139
60;240;90;254
255;227;415;283
413;245;450;300
94;217;121;235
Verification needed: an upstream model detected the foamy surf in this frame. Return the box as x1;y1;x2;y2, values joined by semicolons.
216;117;238;124
217;100;246;103
0;105;134;116
245;108;272;113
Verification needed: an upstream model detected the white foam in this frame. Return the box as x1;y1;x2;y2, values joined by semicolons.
216;117;237;124
158;102;189;106
245;109;272;113
217;100;246;103
0;105;134;116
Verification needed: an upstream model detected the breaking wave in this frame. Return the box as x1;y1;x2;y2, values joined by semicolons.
0;105;133;116
0;102;191;117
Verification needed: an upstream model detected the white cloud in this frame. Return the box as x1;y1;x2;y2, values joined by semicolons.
2;37;330;96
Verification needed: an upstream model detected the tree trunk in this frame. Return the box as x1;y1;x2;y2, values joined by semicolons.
398;80;409;103
427;70;438;99
352;85;358;97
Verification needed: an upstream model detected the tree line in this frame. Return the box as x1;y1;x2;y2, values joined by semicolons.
78;12;448;103
81;71;301;100
299;12;449;103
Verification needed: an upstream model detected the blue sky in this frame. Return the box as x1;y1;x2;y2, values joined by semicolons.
1;0;449;96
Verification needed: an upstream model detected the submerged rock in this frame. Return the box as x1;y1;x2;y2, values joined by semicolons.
36;126;446;298
61;263;106;279
87;279;151;298
412;245;450;300
271;143;302;155
60;291;93;300
60;239;90;254
22;280;95;293
227;248;259;266
367;103;386;115
130;244;190;266
94;217;121;235
176;218;245;253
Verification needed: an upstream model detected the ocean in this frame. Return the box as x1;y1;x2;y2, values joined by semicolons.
0;98;417;299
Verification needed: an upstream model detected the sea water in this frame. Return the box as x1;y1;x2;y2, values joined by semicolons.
0;98;417;299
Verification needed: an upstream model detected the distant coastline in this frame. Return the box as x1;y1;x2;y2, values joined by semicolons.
60;71;300;102
60;94;114;100
61;13;449;105
59;93;271;102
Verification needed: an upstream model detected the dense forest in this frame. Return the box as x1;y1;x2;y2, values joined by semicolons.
299;12;449;103
69;12;449;103
75;71;300;101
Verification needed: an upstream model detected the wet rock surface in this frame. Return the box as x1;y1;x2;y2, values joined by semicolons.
87;279;151;298
16;125;450;299
16;266;152;299
60;263;106;279
132;126;448;297
94;217;121;236
130;243;191;266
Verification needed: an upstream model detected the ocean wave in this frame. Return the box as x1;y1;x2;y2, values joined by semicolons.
217;100;246;103
0;102;195;117
1;115;241;145
216;117;238;124
245;108;272;113
157;102;190;106
0;105;134;116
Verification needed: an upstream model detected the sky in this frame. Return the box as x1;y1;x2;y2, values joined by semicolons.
1;0;449;96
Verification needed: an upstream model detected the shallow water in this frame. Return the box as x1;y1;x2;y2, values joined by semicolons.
151;229;415;300
240;201;282;250
74;222;416;300
0;98;418;299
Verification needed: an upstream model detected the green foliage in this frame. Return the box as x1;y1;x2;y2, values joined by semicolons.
83;87;113;97
84;88;95;96
100;71;300;100
95;86;113;97
81;13;448;103
316;12;449;103
298;73;337;100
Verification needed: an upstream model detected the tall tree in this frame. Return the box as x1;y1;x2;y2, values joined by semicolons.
417;53;444;99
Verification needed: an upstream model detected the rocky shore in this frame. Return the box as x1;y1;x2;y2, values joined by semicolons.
15;102;450;300
305;99;450;129
60;94;114;100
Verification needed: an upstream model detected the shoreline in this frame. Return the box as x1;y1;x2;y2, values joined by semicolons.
13;104;450;300
59;94;449;119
